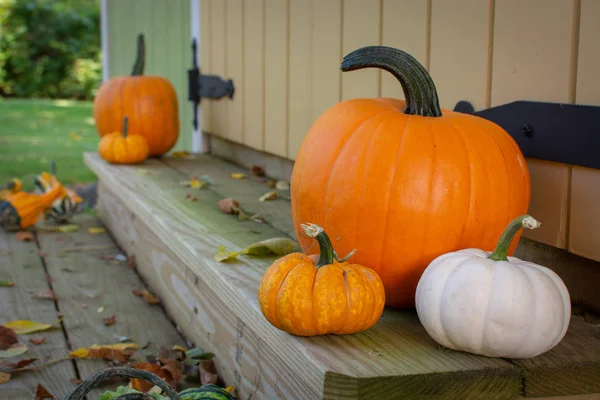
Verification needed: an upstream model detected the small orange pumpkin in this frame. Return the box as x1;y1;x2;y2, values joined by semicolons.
93;34;179;157
291;46;531;308
258;223;385;336
98;116;149;164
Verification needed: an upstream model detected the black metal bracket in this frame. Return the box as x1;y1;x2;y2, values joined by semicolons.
188;39;235;130
453;100;600;170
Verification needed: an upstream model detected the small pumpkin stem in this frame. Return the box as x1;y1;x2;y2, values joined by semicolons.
65;366;181;400
131;33;145;76
301;223;356;267
341;45;442;117
122;116;129;138
488;215;541;262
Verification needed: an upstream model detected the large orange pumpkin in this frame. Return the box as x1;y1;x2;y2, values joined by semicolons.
93;34;179;157
290;46;531;308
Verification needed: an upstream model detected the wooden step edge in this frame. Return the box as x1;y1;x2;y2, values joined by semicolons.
84;152;524;400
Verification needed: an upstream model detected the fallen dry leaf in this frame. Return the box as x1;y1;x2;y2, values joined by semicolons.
171;151;190;158
37;249;47;257
0;326;17;350
267;179;276;188
0;358;38;371
133;289;160;304
230;172;247;179
56;224;79;233
217;198;240;214
16;231;34;242
160;358;183;390
213;245;239;263
0;372;10;384
29;337;46;345
3;319;59;335
199;358;218;385
70;378;82;384
275;180;290;190
0;280;15;287
180;176;207;189
97;306;104;313
241;237;299;256
35;383;54;399
88;227;106;234
251;165;265;177
259;191;278;202
32;289;57;301
185;193;197;202
250;214;265;224
0;344;28;358
130;362;163;392
69;343;139;363
103;315;116;326
127;255;136;269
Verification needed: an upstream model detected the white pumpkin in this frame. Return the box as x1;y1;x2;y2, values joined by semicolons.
415;215;571;359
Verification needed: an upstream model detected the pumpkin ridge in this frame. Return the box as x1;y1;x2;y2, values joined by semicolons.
352;265;377;332
479;121;515;248
477;259;498;355
444;118;473;250
375;115;412;272
272;259;308;332
508;263;538;357
321;109;397;231
354;116;394;257
334;267;352;335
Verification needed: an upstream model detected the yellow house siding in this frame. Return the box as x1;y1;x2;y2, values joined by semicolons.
195;0;600;261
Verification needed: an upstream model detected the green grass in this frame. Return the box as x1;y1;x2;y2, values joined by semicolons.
0;98;99;189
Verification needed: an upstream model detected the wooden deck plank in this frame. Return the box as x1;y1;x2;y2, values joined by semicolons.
35;213;187;397
85;152;523;400
161;154;296;239
512;315;600;398
0;229;78;399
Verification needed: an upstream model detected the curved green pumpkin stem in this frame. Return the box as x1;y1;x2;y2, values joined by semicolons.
301;223;356;267
131;33;145;76
122;116;129;138
341;45;442;117
488;215;541;261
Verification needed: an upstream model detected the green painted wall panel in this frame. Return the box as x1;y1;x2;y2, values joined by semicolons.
106;0;193;152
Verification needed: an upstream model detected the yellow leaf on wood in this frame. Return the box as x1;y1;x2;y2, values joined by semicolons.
3;319;59;335
213;245;239;262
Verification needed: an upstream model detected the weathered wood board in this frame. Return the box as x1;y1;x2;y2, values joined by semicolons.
0;228;77;399
162;154;295;239
86;152;537;400
35;213;187;397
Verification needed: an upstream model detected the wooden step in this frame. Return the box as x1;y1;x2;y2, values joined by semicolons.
84;152;600;400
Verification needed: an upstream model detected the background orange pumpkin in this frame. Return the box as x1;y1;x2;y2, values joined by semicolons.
290;46;531;308
93;34;179;157
98;116;149;164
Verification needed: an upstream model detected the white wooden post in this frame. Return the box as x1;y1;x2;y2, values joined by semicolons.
191;0;206;153
100;0;110;82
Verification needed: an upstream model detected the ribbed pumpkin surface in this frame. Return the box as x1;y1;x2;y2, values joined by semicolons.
291;97;530;308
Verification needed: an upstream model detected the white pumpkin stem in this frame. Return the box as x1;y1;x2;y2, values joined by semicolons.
488;215;541;261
